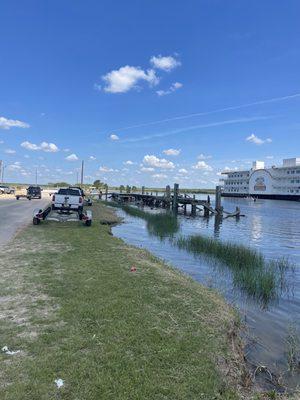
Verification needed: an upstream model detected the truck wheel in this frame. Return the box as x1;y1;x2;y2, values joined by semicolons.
33;217;40;225
85;220;92;226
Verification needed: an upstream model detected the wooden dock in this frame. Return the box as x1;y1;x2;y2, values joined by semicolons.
107;184;234;217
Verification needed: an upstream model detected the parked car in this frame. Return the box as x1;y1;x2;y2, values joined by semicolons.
27;186;42;199
0;185;15;194
52;187;84;215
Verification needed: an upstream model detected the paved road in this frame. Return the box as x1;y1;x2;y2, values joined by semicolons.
0;197;49;248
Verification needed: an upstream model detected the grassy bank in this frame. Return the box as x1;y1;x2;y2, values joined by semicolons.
0;202;247;399
101;201;291;305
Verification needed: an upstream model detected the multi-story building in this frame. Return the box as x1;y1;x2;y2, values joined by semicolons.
220;158;300;201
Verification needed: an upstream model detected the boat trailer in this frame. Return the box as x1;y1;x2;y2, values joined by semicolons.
33;206;92;226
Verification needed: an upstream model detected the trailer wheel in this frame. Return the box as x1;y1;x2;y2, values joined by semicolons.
33;217;40;225
16;196;19;200
85;220;92;226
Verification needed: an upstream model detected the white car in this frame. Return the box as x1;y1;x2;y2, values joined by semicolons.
52;187;84;214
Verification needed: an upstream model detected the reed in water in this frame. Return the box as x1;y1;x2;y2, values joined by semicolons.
176;235;291;305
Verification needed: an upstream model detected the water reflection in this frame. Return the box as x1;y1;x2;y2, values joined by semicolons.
251;214;263;241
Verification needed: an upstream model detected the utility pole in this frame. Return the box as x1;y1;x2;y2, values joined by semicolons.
80;160;84;186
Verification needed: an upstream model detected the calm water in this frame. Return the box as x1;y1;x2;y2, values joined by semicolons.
112;196;300;388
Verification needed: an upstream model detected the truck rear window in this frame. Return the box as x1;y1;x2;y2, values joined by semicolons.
58;189;80;196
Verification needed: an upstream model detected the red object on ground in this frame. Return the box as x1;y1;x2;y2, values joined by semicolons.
130;266;137;272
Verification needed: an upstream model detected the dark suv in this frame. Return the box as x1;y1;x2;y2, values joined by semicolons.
27;186;42;199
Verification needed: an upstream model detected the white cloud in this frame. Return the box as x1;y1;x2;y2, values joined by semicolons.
7;162;21;171
63;148;71;152
124;160;134;165
21;141;59;152
193;161;213;171
0;116;30;130
178;168;188;174
99;166;114;172
140;167;155;172
65;153;79;161
102;65;159;93
5;149;16;154
157;82;183;96
152;173;168;180
198;153;212;160
0;140;4;144
266;155;274;159
246;134;272;145
110;134;119;141
162;148;181;156
150;55;181;71
89;156;96;161
143;155;175;169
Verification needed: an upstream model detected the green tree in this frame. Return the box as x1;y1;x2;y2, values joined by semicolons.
119;185;125;193
93;179;103;188
126;185;131;193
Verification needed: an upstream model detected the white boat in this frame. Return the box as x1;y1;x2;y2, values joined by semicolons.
220;158;300;201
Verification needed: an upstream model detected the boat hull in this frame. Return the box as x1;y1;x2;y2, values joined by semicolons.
221;193;300;201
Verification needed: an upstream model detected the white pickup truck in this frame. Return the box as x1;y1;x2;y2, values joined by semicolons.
51;187;84;214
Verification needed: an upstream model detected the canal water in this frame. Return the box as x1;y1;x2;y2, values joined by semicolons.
112;196;300;388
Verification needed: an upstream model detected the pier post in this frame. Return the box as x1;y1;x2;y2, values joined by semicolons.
215;185;222;213
165;185;171;209
142;186;145;195
105;186;108;200
191;195;196;216
172;183;179;213
203;205;210;218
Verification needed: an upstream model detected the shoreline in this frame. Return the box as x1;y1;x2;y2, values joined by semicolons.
0;202;297;399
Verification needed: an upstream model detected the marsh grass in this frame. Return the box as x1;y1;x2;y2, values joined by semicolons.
176;235;291;305
101;200;179;238
285;324;300;372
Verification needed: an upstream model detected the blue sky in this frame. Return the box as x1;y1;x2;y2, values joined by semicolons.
1;0;300;187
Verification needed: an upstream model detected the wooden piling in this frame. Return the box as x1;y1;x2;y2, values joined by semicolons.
191;195;196;216
142;186;145;195
215;185;222;212
203;205;210;218
172;183;179;213
165;185;171;208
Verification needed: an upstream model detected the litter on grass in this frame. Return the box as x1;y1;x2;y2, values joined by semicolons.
130;266;137;272
55;378;64;388
1;345;21;355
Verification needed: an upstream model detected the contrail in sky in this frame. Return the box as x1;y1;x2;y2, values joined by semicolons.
112;92;300;132
122;115;272;143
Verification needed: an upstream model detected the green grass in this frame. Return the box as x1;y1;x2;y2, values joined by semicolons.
101;200;180;238
176;235;291;306
0;203;244;400
102;201;291;306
